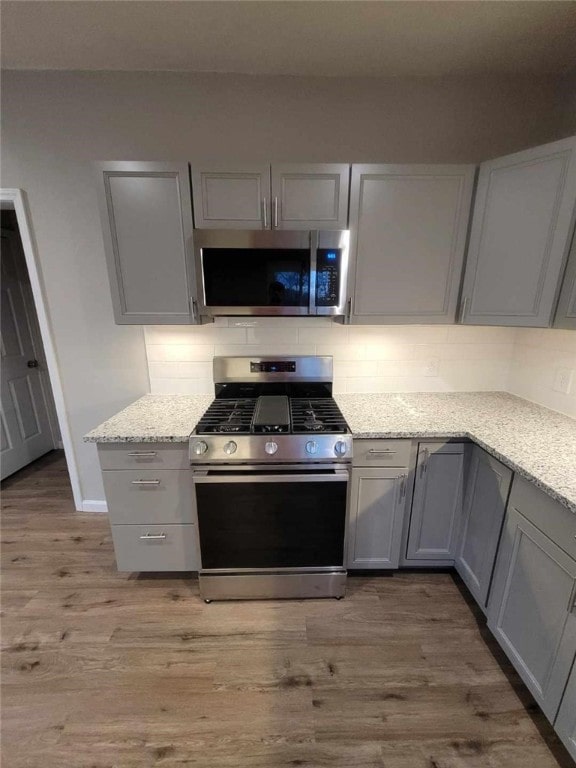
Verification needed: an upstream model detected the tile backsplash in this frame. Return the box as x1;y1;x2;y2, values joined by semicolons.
508;328;576;418
145;318;517;396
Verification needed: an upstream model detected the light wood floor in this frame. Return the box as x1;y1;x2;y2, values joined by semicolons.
2;451;574;768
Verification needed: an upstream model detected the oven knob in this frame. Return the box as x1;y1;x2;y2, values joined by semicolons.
306;440;319;455
334;441;348;457
265;441;278;455
192;441;208;456
223;441;237;455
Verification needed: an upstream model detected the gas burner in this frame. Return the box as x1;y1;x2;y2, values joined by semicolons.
303;420;324;432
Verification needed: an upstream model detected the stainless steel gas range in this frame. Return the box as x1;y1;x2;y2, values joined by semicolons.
189;356;352;602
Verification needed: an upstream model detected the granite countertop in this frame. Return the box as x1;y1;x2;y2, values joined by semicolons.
85;391;576;513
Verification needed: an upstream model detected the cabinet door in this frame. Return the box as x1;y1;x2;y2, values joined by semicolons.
96;162;196;324
461;136;576;327
487;507;576;722
554;228;576;329
406;443;464;562
191;165;271;229
455;446;512;610
555;660;576;762
348;164;475;324
347;467;408;569
271;164;349;230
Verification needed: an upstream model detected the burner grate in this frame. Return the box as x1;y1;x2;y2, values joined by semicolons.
195;399;256;434
290;398;349;434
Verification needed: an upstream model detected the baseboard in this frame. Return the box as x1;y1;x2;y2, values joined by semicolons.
81;499;108;513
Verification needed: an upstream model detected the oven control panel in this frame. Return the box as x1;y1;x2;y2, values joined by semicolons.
250;361;296;373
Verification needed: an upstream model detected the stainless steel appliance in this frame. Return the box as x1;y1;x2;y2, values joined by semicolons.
189;356;352;601
193;229;349;317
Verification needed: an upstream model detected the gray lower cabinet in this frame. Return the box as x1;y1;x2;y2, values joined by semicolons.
98;443;199;572
191;163;350;230
348;164;475;324
406;443;464;562
96;161;197;324
487;476;576;722
455;446;512;611
554;227;576;329
347;466;409;569
555;661;576;761
460;136;576;327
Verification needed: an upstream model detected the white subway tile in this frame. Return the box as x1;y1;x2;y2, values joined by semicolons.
334;360;379;378
299;326;349;344
247;326;299;344
446;326;516;344
316;344;367;361
150;378;213;395
146;344;215;362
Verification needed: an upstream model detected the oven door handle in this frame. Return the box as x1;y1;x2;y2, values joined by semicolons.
193;471;348;484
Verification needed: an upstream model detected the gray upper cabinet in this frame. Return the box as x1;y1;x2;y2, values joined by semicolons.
554;227;576;329
455;446;512;611
555;660;576;761
96;162;196;324
191;163;350;230
461;136;576;327
487;477;576;723
191;165;271;229
347;466;408;569
348;164;475;324
406;442;464;562
271;164;349;229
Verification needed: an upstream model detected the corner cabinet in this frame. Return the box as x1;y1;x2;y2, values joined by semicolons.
460;136;576;327
455;446;512;611
487;476;576;723
96;162;197;324
191;163;350;230
406;443;464;563
348;164;475;324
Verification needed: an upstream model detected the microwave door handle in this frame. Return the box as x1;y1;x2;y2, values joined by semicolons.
309;230;318;315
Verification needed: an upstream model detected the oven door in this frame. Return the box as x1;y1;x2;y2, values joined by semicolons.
193;468;348;571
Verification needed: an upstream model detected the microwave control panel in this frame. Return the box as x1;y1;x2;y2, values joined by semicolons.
316;249;341;306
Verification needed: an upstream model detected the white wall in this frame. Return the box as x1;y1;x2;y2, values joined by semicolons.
146;320;516;394
508;329;576;419
1;69;573;504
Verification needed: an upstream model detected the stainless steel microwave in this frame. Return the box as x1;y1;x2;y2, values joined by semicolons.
193;229;349;317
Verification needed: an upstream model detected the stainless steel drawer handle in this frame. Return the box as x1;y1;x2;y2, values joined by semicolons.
128;452;157;457
139;532;166;541
131;479;161;485
367;449;397;455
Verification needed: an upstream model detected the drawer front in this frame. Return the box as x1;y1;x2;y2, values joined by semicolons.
98;443;189;470
103;469;194;525
509;475;576;560
111;524;199;572
353;439;411;467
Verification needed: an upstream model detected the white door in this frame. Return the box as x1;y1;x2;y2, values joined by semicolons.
1;229;54;479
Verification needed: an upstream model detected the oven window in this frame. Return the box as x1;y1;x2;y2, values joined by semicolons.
202;248;310;307
196;479;346;569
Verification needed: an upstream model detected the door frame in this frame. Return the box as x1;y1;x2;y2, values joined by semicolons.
1;188;82;510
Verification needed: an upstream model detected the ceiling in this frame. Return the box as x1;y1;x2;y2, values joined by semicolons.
2;1;576;78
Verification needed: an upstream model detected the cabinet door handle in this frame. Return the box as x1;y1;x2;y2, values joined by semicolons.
128;451;157;457
459;296;469;322
399;474;407;499
131;479;161;485
273;196;279;228
262;197;268;228
568;581;576;613
345;297;352;324
368;449;397;455
139;532;166;541
420;448;429;478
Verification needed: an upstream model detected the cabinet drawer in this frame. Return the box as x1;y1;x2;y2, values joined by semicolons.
111;524;199;572
353;440;411;467
103;469;194;525
98;443;189;470
508;476;576;560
